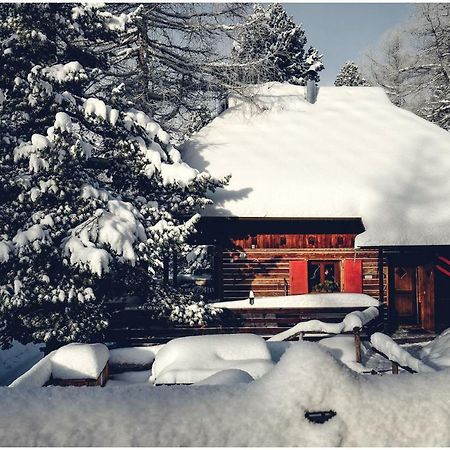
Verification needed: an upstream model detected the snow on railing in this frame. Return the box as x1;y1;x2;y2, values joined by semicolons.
9;351;55;388
268;306;379;342
370;332;435;374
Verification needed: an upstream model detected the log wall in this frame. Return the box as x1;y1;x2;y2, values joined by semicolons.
220;235;388;302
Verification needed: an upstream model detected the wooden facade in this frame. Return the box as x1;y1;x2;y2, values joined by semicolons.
194;218;450;333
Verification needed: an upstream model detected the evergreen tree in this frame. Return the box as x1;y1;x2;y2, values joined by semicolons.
232;4;324;85
0;4;225;349
334;61;367;87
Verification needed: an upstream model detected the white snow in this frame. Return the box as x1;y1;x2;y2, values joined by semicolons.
63;199;146;275
370;332;435;373
9;352;53;388
12;224;49;249
42;62;85;83
51;343;109;380
109;345;164;367
160;161;199;188
151;334;274;385
420;328;450;369
3;343;450;446
53;112;73;133
182;82;450;246
63;235;111;276
0;342;44;386
0;240;12;263
195;369;254;385
268;306;379;341
83;98;119;126
212;293;379;309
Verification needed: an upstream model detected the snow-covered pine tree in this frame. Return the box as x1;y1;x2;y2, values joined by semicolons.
232;4;324;85
334;61;367;87
0;4;226;349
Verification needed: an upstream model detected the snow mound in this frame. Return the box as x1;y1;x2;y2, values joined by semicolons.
2;343;450;446
151;334;274;385
51;343;109;380
182;82;450;246
195;369;254;386
420;327;450;370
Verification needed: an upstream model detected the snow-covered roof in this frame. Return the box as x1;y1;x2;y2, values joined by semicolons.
182;83;450;247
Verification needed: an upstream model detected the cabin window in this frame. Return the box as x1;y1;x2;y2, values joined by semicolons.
280;236;287;246
308;261;340;293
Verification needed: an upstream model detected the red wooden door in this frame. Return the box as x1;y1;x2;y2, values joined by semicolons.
289;260;308;295
343;259;363;293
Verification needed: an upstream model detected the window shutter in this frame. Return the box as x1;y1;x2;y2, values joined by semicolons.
343;259;363;293
289;260;308;294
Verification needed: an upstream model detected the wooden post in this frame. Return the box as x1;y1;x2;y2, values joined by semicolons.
354;327;362;363
392;361;399;375
172;249;178;287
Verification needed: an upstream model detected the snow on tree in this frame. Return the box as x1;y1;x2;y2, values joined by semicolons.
363;30;414;108
0;4;226;349
105;4;250;137
232;4;324;85
334;61;367;87
410;4;450;131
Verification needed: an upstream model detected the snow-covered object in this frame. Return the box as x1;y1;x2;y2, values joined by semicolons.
370;333;435;373
109;346;164;367
420;328;450;370
3;343;450;446
83;98;119;126
319;336;369;373
151;334;274;385
42;62;86;84
195;369;254;386
9;351;54;388
51;343;109;380
182;82;450;246
268;306;379;341
212;293;379;310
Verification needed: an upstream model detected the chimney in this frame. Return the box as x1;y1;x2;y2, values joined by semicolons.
306;79;318;104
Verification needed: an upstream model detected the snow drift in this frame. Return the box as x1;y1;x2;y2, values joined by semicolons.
3;343;450;446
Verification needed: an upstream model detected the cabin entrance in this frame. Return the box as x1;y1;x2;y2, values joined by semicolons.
389;257;435;331
392;265;419;326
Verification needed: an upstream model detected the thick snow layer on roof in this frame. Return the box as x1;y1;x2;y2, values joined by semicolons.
3;343;450;446
182;82;450;246
212;293;379;309
151;334;273;385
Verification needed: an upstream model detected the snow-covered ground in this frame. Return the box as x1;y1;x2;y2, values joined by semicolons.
0;341;44;386
2;342;450;446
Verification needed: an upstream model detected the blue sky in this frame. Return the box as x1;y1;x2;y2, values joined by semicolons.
284;3;415;85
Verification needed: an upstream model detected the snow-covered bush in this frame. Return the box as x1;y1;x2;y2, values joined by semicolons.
0;4;226;349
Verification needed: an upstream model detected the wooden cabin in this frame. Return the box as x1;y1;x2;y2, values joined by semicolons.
182;83;450;333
